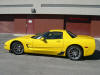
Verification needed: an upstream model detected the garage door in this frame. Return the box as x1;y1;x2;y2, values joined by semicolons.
33;15;64;34
0;15;14;33
66;17;91;35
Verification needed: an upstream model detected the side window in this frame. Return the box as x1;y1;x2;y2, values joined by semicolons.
44;32;63;39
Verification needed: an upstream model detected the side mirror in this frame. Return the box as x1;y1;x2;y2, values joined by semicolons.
40;37;45;41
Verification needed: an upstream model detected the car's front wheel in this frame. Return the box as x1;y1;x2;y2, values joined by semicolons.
11;42;24;55
67;45;83;60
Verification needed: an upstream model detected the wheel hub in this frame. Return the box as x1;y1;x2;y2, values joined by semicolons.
69;47;80;59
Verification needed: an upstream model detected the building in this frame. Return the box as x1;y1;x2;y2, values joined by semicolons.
0;0;100;37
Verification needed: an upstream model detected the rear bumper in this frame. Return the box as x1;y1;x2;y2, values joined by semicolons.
84;39;96;56
84;48;95;56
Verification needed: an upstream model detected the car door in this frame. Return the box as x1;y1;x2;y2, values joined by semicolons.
30;32;64;55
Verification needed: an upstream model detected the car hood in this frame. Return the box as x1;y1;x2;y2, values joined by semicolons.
76;35;94;39
5;35;36;45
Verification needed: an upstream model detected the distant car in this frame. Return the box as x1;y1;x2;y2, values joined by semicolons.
4;30;95;60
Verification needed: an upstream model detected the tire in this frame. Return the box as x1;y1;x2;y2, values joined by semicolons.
67;45;83;60
11;42;24;55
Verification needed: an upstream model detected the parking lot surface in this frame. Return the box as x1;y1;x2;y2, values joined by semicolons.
0;34;100;75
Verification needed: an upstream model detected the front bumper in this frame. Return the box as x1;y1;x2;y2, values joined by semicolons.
4;44;10;51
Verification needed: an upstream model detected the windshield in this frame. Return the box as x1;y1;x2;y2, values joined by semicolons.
31;32;49;39
67;31;77;38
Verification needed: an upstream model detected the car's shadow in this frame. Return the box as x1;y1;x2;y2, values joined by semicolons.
25;50;100;61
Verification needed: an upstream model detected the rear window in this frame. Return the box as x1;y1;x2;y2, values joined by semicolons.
67;31;77;38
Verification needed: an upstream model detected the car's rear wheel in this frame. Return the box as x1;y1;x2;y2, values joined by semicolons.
11;42;24;55
67;45;83;60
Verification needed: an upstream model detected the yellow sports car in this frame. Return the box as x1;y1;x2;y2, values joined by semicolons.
4;30;96;60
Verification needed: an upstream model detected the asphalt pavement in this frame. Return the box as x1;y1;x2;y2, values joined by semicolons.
0;34;100;75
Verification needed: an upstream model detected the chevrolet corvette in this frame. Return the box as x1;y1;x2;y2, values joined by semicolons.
4;30;96;60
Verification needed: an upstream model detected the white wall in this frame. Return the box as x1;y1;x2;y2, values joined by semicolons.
0;0;100;15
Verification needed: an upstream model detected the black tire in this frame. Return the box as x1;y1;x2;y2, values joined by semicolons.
11;42;24;55
66;45;83;60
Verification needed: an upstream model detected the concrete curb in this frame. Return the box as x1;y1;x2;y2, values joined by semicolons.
13;34;35;36
95;38;100;40
0;33;35;38
13;34;27;36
